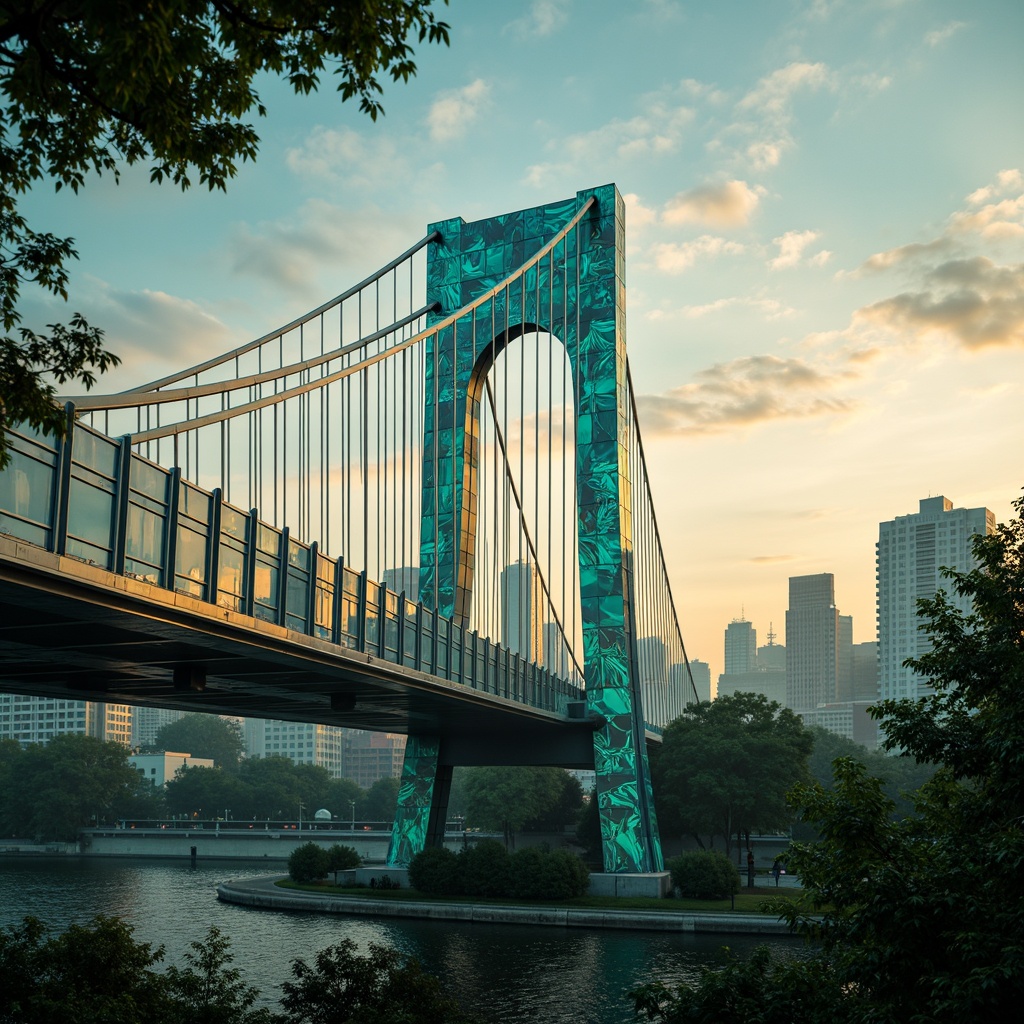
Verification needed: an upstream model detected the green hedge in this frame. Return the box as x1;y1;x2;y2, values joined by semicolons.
409;842;590;900
666;850;739;899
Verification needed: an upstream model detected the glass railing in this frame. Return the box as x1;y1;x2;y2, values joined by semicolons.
0;409;583;716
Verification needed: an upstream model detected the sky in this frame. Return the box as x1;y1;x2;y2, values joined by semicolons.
24;0;1024;683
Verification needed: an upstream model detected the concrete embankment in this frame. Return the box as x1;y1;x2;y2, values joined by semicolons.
217;876;795;936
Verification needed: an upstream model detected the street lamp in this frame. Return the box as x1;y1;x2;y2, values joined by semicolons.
298;800;304;830
349;799;356;831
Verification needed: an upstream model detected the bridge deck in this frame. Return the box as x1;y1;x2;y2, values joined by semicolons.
0;533;598;767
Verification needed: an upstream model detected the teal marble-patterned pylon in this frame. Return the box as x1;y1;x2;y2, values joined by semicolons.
387;185;662;873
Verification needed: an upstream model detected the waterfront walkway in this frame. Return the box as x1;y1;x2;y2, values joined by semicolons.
217;875;796;936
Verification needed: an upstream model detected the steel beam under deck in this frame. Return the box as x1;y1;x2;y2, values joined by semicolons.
0;536;598;768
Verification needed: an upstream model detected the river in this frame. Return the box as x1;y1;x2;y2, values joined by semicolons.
0;858;805;1023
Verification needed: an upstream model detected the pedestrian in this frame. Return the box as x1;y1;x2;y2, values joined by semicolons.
772;857;782;887
746;848;755;888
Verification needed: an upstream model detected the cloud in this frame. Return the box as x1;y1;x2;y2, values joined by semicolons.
737;62;833;116
36;278;237;391
663;180;764;227
852;238;953;276
285;126;411;188
623;192;657;229
856;257;1024;349
504;0;570;38
649;236;745;274
749;554;796;564
925;21;966;47
635;354;854;436
724;61;834;172
427;79;491;143
646;295;795;321
227;200;418;296
769;230;821;270
523;102;695;188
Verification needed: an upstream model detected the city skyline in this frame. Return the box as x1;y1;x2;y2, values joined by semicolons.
24;1;1023;681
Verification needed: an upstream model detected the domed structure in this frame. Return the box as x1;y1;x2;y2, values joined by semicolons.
314;808;332;821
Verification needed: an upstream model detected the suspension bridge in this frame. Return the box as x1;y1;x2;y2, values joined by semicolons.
0;184;697;876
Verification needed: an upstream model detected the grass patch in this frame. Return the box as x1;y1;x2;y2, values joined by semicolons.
274;879;800;915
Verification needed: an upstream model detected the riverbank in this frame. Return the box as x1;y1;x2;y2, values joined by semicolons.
217;875;796;935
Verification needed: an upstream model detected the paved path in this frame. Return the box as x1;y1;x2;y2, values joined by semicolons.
217;875;796;936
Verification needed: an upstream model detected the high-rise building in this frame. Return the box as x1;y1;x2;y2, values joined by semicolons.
341;729;406;789
132;707;186;749
877;496;994;702
381;567;420;602
0;695;132;747
837;614;854;701
851;641;879;702
243;718;344;776
680;659;712;703
500;561;543;662
637;635;668;724
786;573;840;712
723;618;757;675
542;621;572;678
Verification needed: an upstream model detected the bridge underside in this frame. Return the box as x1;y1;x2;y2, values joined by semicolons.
0;539;597;768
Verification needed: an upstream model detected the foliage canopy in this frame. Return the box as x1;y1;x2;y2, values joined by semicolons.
0;0;450;465
653;692;813;853
634;492;1024;1022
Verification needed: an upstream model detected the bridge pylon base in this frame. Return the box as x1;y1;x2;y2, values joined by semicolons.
587;871;673;899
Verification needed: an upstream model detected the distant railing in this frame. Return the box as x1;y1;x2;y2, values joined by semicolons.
0;413;583;716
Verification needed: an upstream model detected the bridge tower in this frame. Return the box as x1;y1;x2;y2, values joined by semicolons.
387;185;663;874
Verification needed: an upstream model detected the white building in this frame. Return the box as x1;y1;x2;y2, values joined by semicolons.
243;718;344;775
129;751;213;786
0;695;131;747
877;496;994;703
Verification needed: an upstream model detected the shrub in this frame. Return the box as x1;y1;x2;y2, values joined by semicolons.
510;846;591;900
667;850;739;899
325;844;361;872
408;846;460;896
459;839;512;898
288;841;329;884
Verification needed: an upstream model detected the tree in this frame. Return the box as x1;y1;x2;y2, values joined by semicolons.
0;915;173;1024
652;693;813;855
633;492;1024;1022
362;774;400;823
163;926;275;1024
802;725;935;831
153;714;245;769
280;938;475;1024
288;841;329;884
0;1;450;466
163;764;248;821
0;734;152;840
325;844;361;884
462;766;577;848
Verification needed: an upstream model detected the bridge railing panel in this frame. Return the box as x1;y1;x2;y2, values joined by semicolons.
174;481;212;599
284;537;312;632
66;427;120;570
1;414;583;716
125;456;171;586
253;523;282;623
0;424;59;550
216;502;250;611
313;552;336;641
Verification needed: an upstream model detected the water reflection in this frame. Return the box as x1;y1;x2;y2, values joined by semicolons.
0;859;807;1024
